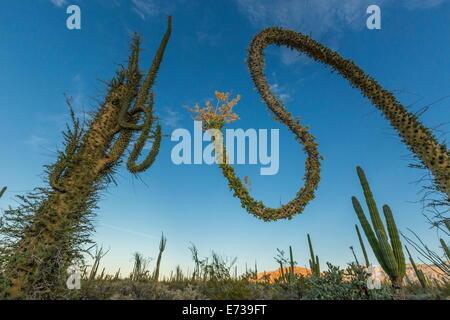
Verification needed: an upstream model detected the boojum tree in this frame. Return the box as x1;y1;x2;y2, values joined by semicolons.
192;26;449;222
1;17;172;298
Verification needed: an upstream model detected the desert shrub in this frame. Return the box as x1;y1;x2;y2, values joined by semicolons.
303;263;394;300
46;266;450;300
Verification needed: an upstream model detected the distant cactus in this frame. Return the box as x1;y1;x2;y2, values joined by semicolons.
1;17;172;298
349;246;360;266
0;186;6;199
111;268;121;281
405;246;428;288
352;166;406;290
153;233;167;281
307;234;320;277
88;246;109;281
279;262;285;282
130;252;151;282
355;224;370;267
289;245;295;276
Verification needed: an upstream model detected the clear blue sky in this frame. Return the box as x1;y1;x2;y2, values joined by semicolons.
0;0;449;277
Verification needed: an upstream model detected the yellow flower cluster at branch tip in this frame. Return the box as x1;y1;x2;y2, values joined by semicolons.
189;91;240;131
215;91;228;102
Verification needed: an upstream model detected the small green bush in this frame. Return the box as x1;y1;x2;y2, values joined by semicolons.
303;263;394;300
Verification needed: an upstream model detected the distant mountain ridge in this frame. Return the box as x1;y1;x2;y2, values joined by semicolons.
255;264;448;284
255;267;310;282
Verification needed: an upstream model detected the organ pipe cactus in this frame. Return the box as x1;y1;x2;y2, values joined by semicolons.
289;245;295;277
307;234;320;277
405;246;428;288
352;166;406;290
2;17;172;298
209;26;449;222
355;224;370;267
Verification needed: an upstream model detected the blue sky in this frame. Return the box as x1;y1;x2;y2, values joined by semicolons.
0;0;449;277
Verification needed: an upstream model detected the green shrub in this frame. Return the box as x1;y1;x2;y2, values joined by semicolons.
304;263;394;300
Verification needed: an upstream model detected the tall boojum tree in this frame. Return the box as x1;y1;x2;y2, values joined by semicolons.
194;26;449;222
0;17;172;299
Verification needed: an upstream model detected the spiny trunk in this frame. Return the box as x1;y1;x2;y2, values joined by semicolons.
6;102;128;298
3;17;171;299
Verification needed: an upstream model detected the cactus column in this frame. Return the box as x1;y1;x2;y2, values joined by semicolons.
289;245;295;277
307;234;320;277
355;224;370;267
405;246;428;288
153;233;167;281
2;17;172;299
352;166;406;291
